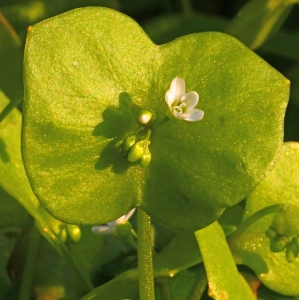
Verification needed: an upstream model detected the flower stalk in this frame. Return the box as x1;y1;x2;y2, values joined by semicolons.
137;208;155;300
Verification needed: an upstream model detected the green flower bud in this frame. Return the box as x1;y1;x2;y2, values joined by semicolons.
265;228;277;239
115;221;132;240
271;206;299;238
122;135;136;154
138;109;153;125
286;238;299;263
127;140;148;162
140;149;151;168
67;224;81;242
58;228;67;243
270;235;290;253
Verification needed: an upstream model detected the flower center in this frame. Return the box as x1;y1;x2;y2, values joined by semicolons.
173;102;186;115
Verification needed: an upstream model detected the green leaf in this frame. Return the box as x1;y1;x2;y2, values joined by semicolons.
23;7;289;231
230;142;299;295
0;90;64;250
81;268;139;300
195;222;255;300
154;232;202;277
225;0;297;49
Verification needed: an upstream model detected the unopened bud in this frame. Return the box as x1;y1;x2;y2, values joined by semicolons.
265;228;277;239
67;224;81;242
59;228;67;243
138;109;153;125
122;136;136;155
270;236;289;253
140;149;151;168
286;238;299;263
127;140;148;162
116;222;132;240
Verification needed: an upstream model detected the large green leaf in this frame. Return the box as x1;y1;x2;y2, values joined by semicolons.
230;142;299;295
195;222;255;300
23;7;289;231
226;0;297;50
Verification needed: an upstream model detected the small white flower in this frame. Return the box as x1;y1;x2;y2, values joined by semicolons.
165;77;204;121
92;208;136;235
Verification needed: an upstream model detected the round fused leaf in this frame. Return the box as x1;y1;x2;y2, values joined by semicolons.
23;7;289;231
230;143;299;295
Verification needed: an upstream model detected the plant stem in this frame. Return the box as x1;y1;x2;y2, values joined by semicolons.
137;208;155;300
60;243;94;291
19;225;40;300
180;0;193;16
0;12;21;45
228;204;282;245
156;276;171;300
186;264;207;300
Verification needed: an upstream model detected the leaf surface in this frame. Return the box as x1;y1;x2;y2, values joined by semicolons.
230;142;299;295
23;7;289;230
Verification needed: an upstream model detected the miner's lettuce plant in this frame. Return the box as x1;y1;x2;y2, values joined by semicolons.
1;0;299;299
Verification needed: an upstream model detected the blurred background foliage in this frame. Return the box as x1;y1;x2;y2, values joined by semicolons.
1;0;299;299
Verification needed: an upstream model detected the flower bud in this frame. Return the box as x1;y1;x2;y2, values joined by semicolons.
271;206;299;238
138;109;153;125
58;228;67;243
140;149;151;168
270;236;289;253
127;140;148;162
265;228;277;239
67;224;81;242
122;136;136;155
286;238;299;263
115;221;132;240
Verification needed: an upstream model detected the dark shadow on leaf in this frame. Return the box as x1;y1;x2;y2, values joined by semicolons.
93;92;137;174
0;138;10;163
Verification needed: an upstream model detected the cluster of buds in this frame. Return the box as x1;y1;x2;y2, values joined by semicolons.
265;206;299;262
122;109;154;168
58;224;81;243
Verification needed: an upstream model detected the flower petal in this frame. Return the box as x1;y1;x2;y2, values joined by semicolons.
173;109;186;120
92;224;115;235
185;109;204;121
170;77;186;99
181;91;199;109
124;208;136;221
165;90;176;108
165;77;186;107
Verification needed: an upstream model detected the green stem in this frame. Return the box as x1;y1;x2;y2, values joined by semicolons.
137;208;155;300
60;243;94;291
19;225;40;300
156;276;171;300
125;236;138;251
228;204;282;245
186;264;207;300
131;228;138;240
180;0;193;16
0;12;21;45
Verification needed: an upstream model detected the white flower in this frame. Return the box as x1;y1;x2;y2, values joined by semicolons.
92;208;136;235
165;77;204;121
